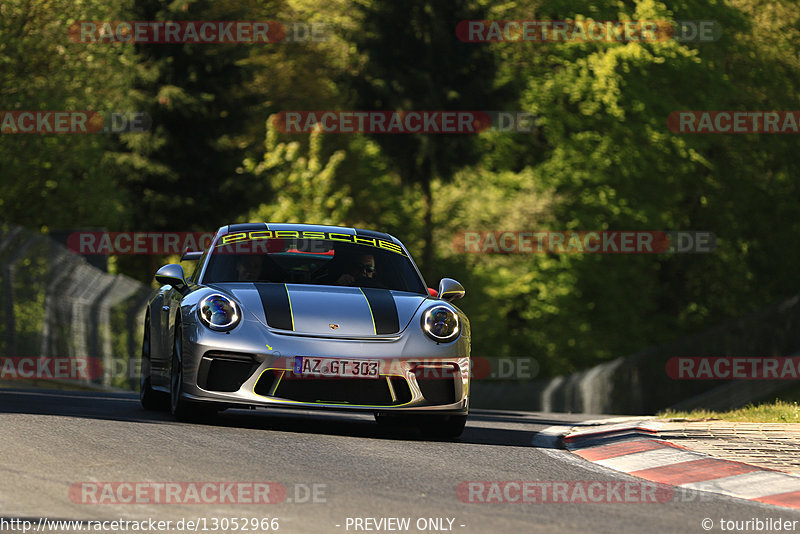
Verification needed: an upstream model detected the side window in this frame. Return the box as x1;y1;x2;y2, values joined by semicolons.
187;248;209;283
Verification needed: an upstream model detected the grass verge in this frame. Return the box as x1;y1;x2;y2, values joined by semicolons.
659;399;800;423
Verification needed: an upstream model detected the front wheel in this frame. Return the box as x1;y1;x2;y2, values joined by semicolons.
140;318;168;411
417;415;467;439
170;322;212;422
375;413;467;439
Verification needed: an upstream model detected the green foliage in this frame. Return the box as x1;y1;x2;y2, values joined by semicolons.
432;0;800;375
0;0;134;231
115;0;279;231
348;0;511;272
4;0;800;382
243;117;426;259
245;117;350;224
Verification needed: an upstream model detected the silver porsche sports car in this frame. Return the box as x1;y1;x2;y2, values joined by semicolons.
140;223;470;437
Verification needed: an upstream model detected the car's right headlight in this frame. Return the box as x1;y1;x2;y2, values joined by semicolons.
421;305;460;342
198;294;241;331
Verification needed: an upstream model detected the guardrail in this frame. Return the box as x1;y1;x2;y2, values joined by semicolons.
472;294;800;414
0;223;151;390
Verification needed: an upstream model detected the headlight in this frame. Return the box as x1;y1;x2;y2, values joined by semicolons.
422;306;460;342
198;294;240;331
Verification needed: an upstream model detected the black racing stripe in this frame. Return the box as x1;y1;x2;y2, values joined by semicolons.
361;288;400;334
256;283;294;331
227;223;269;232
354;227;393;241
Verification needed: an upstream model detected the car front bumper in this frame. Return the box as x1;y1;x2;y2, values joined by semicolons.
179;319;470;415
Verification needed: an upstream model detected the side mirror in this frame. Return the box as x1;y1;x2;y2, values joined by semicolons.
181;249;203;261
155;264;187;291
437;278;465;302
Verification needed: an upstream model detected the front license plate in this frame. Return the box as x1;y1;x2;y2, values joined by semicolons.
293;357;380;379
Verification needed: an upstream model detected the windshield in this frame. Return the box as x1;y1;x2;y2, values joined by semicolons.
202;235;426;294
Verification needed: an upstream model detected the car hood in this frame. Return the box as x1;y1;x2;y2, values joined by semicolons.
214;283;429;337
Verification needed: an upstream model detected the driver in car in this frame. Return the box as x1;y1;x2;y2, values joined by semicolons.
236;254;264;282
336;253;376;285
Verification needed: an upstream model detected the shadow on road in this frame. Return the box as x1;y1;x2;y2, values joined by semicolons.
0;387;577;448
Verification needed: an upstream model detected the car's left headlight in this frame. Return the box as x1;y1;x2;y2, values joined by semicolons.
422;305;460;342
198;294;241;331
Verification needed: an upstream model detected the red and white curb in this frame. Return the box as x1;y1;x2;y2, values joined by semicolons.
547;418;800;509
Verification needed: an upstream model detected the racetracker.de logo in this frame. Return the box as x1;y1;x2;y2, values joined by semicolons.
0;357;103;380
452;231;716;254
666;357;800;380
0;111;150;134
456;20;720;43
272;111;493;134
68;232;215;255
70;482;287;504
667;111;800;134
457;481;673;503
264;356;533;381
69;21;286;43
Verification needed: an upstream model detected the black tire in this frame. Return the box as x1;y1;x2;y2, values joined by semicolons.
374;412;408;427
375;413;467;439
140;317;169;411
169;321;213;423
417;415;468;439
373;413;414;436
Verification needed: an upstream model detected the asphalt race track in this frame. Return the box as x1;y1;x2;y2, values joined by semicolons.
1;388;798;533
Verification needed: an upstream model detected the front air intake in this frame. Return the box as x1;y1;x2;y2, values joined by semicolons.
412;363;458;405
197;352;259;392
